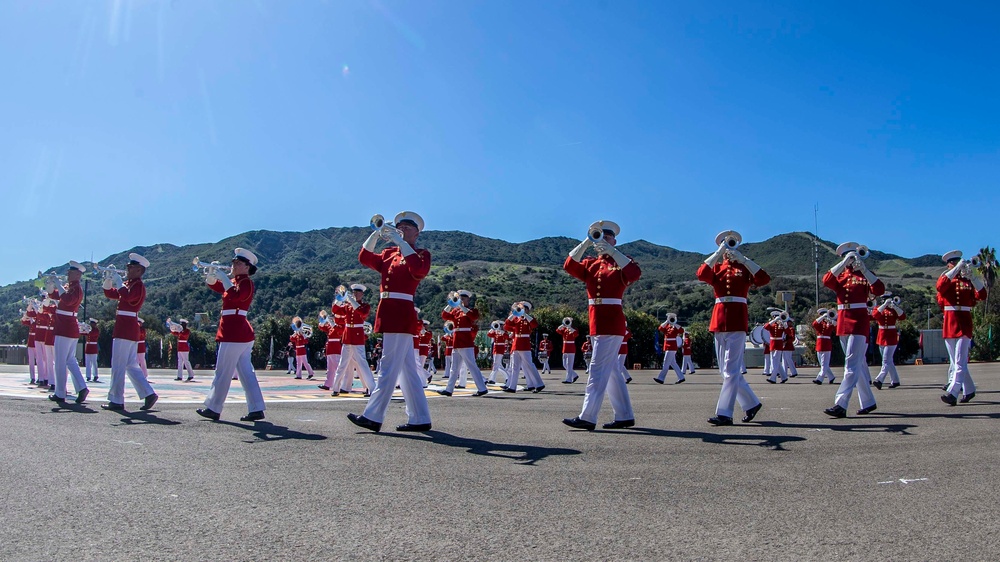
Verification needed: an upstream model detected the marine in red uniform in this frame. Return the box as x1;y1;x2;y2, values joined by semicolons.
680;332;696;375
811;309;836;384
486;321;510;385
440;290;489;396
503;302;545;392
348;211;433;433
332;284;377;396
167;318;195;381
763;313;788;383
317;310;344;391
21;304;39;384
872;296;906;389
697;230;770;426
563;220;640;430
538;334;553;374
48;261;90;404
101;253;157;411
654;314;684;383
556;318;579;384
938;251;987;405
289;317;315;380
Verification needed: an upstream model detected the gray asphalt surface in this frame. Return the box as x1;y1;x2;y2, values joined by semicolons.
2;363;999;561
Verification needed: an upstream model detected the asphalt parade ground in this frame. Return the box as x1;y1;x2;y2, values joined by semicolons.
2;362;1000;561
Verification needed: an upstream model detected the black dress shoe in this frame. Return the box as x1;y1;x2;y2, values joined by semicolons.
829;378;835;384
625;378;632;384
532;385;545;393
473;390;488;396
240;411;265;422
960;392;976;403
502;387;516;393
888;382;900;388
525;387;537;392
572;375;579;383
140;393;158;411
789;373;797;378
395;423;432;432
331;391;340;396
779;378;786;383
941;393;957;406
455;385;466;389
766;379;776;384
857;404;877;415
561;381;572;384
347;413;382;432
318;385;330;390
562;417;596;431
872;380;883;390
708;415;733;426
75;388;89;404
941;384;949;391
742;403;762;423
437;390;453;396
674;378;685;384
101;402;125;411
92;378;100;383
824;405;848;418
812;380;823;385
196;408;221;420
48;394;66;403
602;419;635;429
653;378;664;384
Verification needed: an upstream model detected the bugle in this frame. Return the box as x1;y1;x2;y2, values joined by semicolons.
562;317;573;327
491;320;503;331
192;257;233;276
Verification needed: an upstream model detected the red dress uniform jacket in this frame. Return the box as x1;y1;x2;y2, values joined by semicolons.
581;340;592;353
563;254;641;336
442;333;454;357
175;328;191;353
823;270;885;336
52;281;82;338
419;330;434;355
556;326;578;353
43;305;57;345
104;278;145;342
33;309;51;345
682;338;692;356
660;323;682;351
697;260;771;333
764;322;785;349
359;246;431;335
85;324;100;354
208;274;255;343
335;302;372;346
937;274;986;339
872;308;906;346
442;307;480;349
290;332;309;356
782;326;795;352
488;329;510;354
23;311;36;346
618;330;631;355
504;317;538;351
318;322;344;355
137;326;148;354
812;320;835;352
539;339;553;354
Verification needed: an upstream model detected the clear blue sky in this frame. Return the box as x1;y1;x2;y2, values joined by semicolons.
2;0;996;285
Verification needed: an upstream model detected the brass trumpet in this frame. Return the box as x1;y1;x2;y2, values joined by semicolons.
562;317;573;327
334;285;348;303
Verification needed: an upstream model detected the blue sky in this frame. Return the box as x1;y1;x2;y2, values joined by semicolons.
2;0;995;285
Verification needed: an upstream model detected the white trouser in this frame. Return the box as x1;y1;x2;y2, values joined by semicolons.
834;335;876;410
336;345;376;393
427;356;436;374
27;345;37;381
489;354;509;383
85;353;98;380
443;355;453;379
578;335;633;424
53;335;87;399
203;341;265;414
294;354;314;378
177;351;195;379
782;350;797;375
415;349;427;386
945;337;975;398
362;333;431;425
446;347;487;392
714;332;760;418
508;350;544;389
875;345;899;384
419;355;428;373
287;355;295;372
562;353;578;383
814;351;834;382
457;359;468;387
617;354;631;381
584;355;591;373
762;350;771;375
137;352;148;378
541;357;551;373
655;351;682;381
768;350;787;382
33;342;48;382
681;354;695;374
109;338;155;404
323;354;342;388
46;344;55;381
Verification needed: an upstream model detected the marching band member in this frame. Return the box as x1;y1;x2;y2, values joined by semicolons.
316;309;343;392
698;230;769;426
31;298;51;388
84;318;100;383
21;302;39;385
419;320;434;377
562;220;640;430
486;321;510;385
653;314;684;384
136;318;149;379
556;317;579;384
285;342;295;374
581;337;593;374
197;248;266;422
439;290;489;396
759;325;772;377
872;296;906;389
101;253;158;412
289;317;315;380
167;318;195;382
618;327;633;384
538;334;553;374
441;330;454;382
782;317;798;377
811;309;837;384
822;242;885;417
348;211;433;433
680;333;696;375
43;297;57;390
939;251;986;405
764;312;788;383
47;261;90;404
332;284;377;396
503;301;545;393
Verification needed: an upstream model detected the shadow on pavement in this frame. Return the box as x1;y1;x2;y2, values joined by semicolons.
45;402;99;415
612;427;806;451
113;410;182;426
384;430;581;465
214;420;328;443
756;420;916;435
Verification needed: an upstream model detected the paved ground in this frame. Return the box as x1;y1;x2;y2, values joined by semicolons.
2;362;999;561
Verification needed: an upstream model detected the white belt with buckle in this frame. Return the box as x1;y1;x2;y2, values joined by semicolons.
715;296;747;304
944;306;971;312
221;309;248;316
516;334;530;338
455;327;472;332
879;325;897;330
116;310;138;317
817;336;831;339
588;298;622;305
837;303;868;310
379;291;413;301
56;310;76;317
345;324;365;328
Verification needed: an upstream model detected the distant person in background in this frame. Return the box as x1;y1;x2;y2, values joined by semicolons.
654;313;684;384
289;317;315;380
872;296;906;390
538;334;553;374
681;333;696;375
284;342;295;373
21;304;39;385
938;251;987;406
316;309;343;392
168;318;195;382
812;309;837;385
84;318;101;383
556;317;579;384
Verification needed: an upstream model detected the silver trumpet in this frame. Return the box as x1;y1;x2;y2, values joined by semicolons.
443;320;456;335
855;245;870;260
333;285;348;303
491;320;503;331
38;270;67;283
588;221;605;242
363;322;373;336
192;257;233;276
562;317;573;327
511;302;526;317
969;255;982;268
318;310;330;325
722;235;740;250
370;214;402;242
92;263;126;277
446;291;461;308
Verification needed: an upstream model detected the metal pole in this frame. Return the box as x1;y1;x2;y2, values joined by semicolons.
814;204;820;306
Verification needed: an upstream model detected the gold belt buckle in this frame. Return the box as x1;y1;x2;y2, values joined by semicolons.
380;291;390;298
593;298;602;305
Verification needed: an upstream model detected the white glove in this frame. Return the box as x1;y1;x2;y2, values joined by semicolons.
362;230;381;253
53;281;66;296
878;300;890;312
971;271;986;291
704;243;726;268
102;277;113;291
741;255;762;275
219;275;234;291
523;314;534;322
568;239;592;262
205;273;218;286
395;237;416;257
458;304;470;313
345;293;360;309
111;272;124;290
592;241;611;256
858;263;878;285
607;246;631;268
945;261;963;280
830;254;852;276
